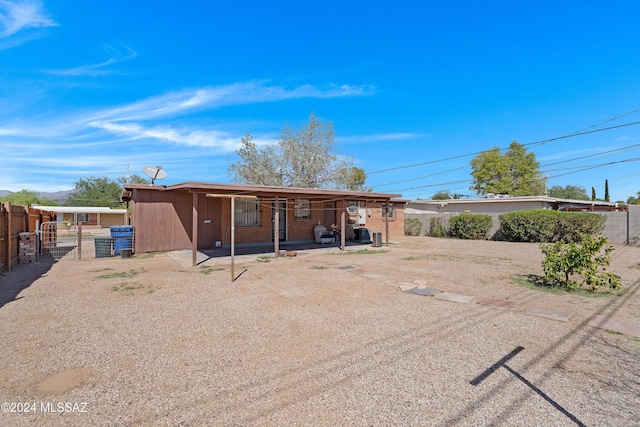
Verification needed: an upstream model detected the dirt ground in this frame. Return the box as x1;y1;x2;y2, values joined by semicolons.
1;236;639;426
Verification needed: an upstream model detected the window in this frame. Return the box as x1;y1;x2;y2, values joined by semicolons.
294;199;310;219
382;202;395;220
76;213;89;222
234;198;260;226
347;201;358;215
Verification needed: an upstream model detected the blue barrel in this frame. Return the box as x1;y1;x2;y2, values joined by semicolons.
110;226;133;254
110;226;134;237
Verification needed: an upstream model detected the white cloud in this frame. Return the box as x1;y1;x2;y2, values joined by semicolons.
90;121;277;152
338;132;425;144
87;81;376;123
0;0;57;38
45;45;138;76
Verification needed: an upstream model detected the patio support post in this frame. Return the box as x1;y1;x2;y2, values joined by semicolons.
341;199;346;251
274;197;279;257
385;198;390;246
231;196;235;282
192;192;198;267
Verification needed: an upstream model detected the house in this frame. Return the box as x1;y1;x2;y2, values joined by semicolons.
121;182;405;260
31;205;128;229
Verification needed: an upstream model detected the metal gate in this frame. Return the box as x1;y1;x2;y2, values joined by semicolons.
39;221;77;261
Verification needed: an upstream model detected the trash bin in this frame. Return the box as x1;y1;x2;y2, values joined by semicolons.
110;226;133;255
372;232;383;247
95;237;113;258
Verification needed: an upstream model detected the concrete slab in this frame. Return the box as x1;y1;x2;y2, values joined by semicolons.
434;292;474;304
477;298;517;310
522;306;572;322
336;265;355;270
413;279;427;287
362;274;386;279
398;282;418;291
167;250;210;267
410;287;440;296
587;315;640;338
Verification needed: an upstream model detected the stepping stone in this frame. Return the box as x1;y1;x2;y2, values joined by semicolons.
336;265;354;270
410;287;440;296
350;268;368;275
522;306;572;322
413;279;427;287
477;298;517;310
434;292;474;304
587;315;640;338
398;282;418;291
362;273;385;279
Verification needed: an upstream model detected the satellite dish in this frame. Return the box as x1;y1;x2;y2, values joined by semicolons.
143;165;168;185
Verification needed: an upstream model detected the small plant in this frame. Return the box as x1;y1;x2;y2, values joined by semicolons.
404;218;423;236
311;265;328;270
257;255;273;263
540;234;621;291
200;265;224;275
429;217;448;237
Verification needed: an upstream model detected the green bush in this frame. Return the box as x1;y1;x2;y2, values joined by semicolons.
499;210;605;243
540;234;621;291
429;217;448;237
448;214;492;240
404;218;423;236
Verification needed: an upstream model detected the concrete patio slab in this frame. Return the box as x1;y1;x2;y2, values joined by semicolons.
434;292;474;304
477;298;517;310
588;315;640;338
522;306;572;322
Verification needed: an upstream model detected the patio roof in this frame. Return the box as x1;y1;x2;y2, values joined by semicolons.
121;181;402;201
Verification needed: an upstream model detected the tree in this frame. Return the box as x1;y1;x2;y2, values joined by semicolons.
547;185;589;200
627;191;640;205
0;189;58;206
432;190;452;200
591;187;596;201
337;167;369;191
118;174;149;185
604;179;610;202
228;113;361;189
470;141;546;196
65;177;126;208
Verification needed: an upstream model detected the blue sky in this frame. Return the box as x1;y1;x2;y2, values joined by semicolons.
1;1;640;202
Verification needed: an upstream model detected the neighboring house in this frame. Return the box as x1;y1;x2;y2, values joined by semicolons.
31;205;129;229
406;196;637;244
121;182;405;256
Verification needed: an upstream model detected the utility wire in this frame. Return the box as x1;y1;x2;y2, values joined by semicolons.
367;116;640;175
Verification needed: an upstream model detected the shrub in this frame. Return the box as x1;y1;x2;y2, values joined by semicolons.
448;214;492;240
540;234;621;291
404;218;423;236
499;210;605;243
429;217;448;237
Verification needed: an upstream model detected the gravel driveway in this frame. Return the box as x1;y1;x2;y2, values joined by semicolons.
1;236;639;426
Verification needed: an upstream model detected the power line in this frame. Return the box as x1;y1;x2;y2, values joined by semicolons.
367;115;640;175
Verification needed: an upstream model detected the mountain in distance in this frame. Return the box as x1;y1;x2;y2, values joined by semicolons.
0;189;74;204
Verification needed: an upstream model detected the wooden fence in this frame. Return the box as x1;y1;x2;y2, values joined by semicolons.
0;202;56;272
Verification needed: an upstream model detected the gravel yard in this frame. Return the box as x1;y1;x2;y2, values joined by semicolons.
1;236;639;426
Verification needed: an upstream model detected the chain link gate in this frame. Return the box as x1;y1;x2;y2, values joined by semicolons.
39;221;77;261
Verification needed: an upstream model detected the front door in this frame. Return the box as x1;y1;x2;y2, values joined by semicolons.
272;200;287;241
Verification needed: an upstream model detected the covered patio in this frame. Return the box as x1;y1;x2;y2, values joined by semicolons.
122;181;404;279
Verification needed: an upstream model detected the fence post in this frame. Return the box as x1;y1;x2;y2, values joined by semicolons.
6;202;11;273
77;222;82;261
